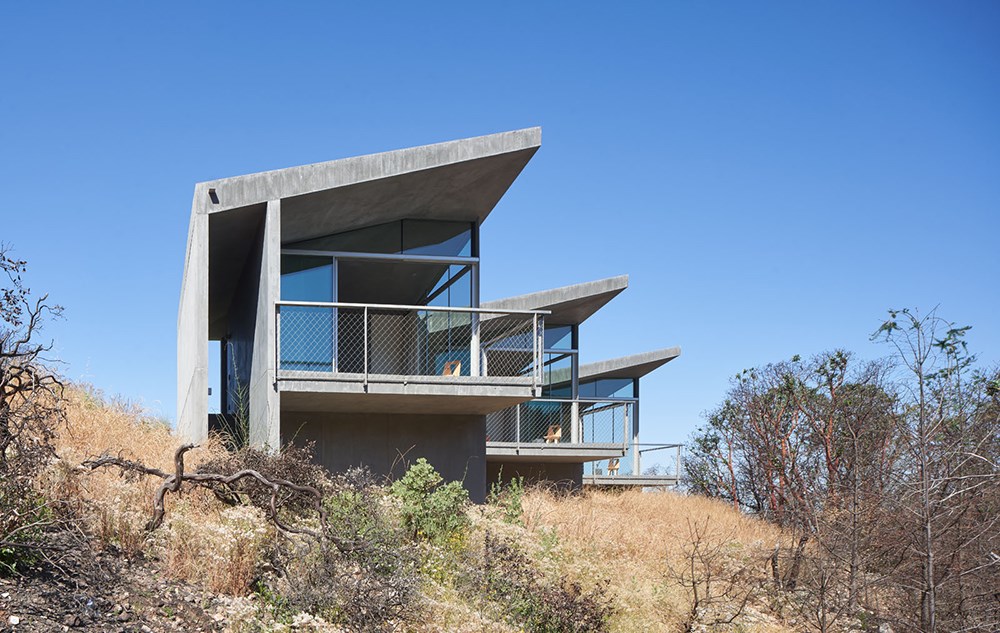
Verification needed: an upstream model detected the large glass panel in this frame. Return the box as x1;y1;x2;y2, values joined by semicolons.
281;255;333;301
286;221;401;254
283;219;475;257
337;260;471;307
544;325;574;350
280;256;334;371
402;220;473;257
426;264;472;308
579;378;635;399
541;352;574;398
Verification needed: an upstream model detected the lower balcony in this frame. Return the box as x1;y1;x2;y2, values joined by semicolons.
485;398;633;462
582;442;682;488
275;301;545;414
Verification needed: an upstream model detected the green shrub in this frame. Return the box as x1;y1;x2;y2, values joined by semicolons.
279;467;420;633
389;458;469;545
487;471;525;525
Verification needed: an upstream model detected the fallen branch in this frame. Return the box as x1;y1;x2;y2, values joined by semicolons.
83;444;328;537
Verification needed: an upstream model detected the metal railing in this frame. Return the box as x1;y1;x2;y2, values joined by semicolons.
275;301;545;387
584;442;683;481
485;399;633;448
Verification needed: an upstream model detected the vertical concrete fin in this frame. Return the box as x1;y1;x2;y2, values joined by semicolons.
177;210;209;442
250;199;281;450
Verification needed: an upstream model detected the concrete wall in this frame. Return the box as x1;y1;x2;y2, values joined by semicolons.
177;209;209;442
486;461;583;491
249;200;281;449
282;411;487;502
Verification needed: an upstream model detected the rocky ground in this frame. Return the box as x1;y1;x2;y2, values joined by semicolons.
0;534;229;633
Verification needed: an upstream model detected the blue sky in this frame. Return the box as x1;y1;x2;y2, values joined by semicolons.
2;2;998;443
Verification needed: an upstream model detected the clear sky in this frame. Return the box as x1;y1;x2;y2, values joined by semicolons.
2;2;998;444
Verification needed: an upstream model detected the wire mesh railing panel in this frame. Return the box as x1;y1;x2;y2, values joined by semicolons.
486;399;632;448
278;305;336;372
584;443;683;479
479;312;538;378
485;406;518;443
579;400;631;445
277;303;540;382
519;400;573;444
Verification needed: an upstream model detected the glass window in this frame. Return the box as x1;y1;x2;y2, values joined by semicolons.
426;264;472;308
284;219;475;258
287;221;401;254
544;325;574;350
541;352;574;398
579;378;635;399
402;220;473;257
281;256;332;301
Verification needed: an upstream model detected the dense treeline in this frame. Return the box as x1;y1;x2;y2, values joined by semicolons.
685;309;1000;632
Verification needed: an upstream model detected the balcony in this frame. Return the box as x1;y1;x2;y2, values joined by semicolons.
485;398;633;462
275;301;545;414
583;442;683;488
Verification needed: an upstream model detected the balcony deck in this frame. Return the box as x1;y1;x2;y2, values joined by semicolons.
485;398;633;463
276;301;546;414
582;474;680;488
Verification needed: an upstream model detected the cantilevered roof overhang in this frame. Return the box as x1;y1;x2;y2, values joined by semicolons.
481;275;629;326
579;347;682;381
195;128;542;337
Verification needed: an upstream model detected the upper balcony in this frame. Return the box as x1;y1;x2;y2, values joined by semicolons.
275;301;546;415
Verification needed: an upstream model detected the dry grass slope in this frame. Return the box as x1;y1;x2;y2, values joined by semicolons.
44;388;803;632
518;490;795;632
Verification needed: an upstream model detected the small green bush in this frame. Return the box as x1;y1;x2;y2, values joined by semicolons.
280;468;420;633
389;458;469;545
487;471;525;525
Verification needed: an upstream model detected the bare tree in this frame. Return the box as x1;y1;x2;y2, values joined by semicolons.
873;308;1000;632
664;517;763;631
0;245;66;571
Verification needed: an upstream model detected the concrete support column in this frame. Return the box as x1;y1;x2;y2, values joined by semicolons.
249;200;281;450
177;210;209;443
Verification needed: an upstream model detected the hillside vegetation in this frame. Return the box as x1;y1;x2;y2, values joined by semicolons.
0;386;818;632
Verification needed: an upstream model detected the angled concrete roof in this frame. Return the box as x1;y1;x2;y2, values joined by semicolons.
481;275;629;326
579;347;682;381
195;127;541;238
199;128;542;336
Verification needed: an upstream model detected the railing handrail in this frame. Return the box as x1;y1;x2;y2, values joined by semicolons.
530;396;639;405
276;300;550;316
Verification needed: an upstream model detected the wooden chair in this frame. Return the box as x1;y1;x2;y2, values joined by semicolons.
544;424;562;443
442;360;462;376
607;458;620;476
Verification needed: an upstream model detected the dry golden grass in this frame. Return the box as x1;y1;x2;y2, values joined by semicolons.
518;489;796;633
46;388;804;630
48;387;270;596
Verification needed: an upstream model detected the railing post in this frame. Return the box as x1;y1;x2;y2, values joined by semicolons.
515;404;521;445
470;311;481;377
675;444;682;486
363;306;369;388
274;306;281;381
533;313;541;392
571;400;580;444
331;306;338;373
632;402;640;475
